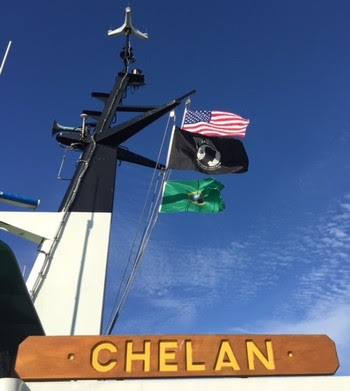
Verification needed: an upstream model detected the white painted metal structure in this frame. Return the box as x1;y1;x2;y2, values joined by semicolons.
1;377;350;391
0;211;111;335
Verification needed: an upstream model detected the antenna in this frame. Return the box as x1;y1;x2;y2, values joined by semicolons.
108;7;148;71
108;7;148;40
0;41;12;75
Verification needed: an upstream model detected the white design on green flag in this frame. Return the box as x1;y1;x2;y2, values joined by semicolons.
160;178;225;213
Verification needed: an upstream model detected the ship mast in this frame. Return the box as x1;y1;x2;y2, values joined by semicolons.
1;7;192;336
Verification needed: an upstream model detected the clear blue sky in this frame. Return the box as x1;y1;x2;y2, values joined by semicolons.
1;0;350;375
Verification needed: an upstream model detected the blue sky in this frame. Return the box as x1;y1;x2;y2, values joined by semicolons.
1;0;350;375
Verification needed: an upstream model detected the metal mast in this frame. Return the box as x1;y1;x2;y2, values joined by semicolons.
1;7;192;336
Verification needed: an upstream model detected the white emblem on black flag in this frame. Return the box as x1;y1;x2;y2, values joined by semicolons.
194;137;222;170
168;127;249;175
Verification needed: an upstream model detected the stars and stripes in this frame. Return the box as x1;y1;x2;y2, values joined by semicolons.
183;110;250;138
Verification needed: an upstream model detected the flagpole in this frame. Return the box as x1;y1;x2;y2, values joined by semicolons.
159;97;193;213
0;41;12;76
165;96;192;169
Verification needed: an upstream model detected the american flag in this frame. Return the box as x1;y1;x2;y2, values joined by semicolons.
183;110;250;138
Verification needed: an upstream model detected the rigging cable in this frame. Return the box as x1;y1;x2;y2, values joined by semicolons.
106;98;192;333
105;111;176;334
132;99;192;271
105;172;165;334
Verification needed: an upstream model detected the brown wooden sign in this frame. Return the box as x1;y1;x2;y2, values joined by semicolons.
15;334;338;380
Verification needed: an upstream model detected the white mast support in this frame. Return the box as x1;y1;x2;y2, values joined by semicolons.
28;212;112;335
0;40;12;75
0;210;112;335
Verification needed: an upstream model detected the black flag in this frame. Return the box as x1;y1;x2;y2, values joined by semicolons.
168;127;249;174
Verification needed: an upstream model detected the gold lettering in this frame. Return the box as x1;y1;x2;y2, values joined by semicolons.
246;340;275;370
214;341;240;371
185;340;205;371
159;341;178;371
125;341;151;372
91;342;117;373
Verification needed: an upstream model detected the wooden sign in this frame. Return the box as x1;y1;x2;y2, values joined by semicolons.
15;334;339;380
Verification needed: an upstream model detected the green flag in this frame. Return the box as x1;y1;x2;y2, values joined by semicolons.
160;177;225;213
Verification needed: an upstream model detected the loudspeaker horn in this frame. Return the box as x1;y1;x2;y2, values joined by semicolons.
52;120;81;136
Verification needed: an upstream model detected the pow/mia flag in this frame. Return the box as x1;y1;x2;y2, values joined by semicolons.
167;127;249;174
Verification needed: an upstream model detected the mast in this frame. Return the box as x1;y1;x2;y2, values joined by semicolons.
0;7;189;336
